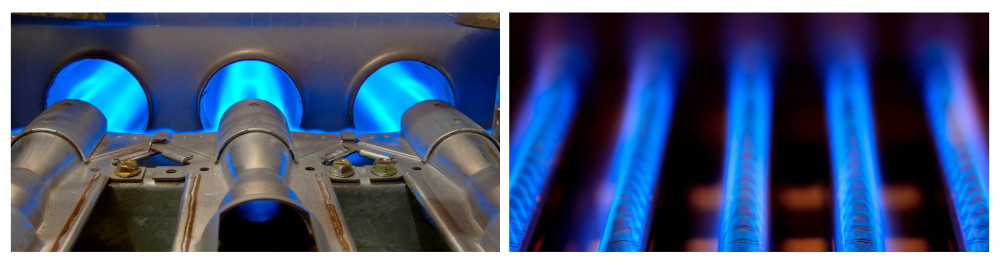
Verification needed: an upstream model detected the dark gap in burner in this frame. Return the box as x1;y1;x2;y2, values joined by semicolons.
870;60;957;252
768;61;833;252
647;61;727;252
218;202;316;252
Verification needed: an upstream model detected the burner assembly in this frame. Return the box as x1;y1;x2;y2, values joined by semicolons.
10;13;500;252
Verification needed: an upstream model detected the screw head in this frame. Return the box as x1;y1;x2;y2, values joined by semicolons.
329;158;354;178
115;160;141;177
372;158;397;177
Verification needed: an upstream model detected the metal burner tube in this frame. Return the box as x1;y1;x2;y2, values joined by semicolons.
196;98;327;251
401;100;501;251
11;99;107;252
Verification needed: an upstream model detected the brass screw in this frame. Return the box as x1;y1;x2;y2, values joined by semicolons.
115;160;141;177
372;158;397;177
329;158;354;178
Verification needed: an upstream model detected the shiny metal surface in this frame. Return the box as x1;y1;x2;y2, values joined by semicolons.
360;148;394;161
194;99;345;251
398;99;501;251
218;133;293;186
12;99;107;163
90;133;158;161
10;13;499;252
167;142;354;251
11;100;108;252
357;132;420;161
214;99;296;162
12;97;499;252
11;133;82;251
154;145;194;165
429;134;501;229
35;171;110;252
401;166;483;250
455;13;501;30
400;100;499;162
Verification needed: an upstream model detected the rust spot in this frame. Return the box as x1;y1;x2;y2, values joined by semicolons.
182;174;201;252
50;173;101;251
419;178;464;235
316;174;351;252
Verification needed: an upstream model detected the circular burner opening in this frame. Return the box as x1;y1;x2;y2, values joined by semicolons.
200;60;303;131
47;59;149;133
353;60;454;133
219;200;316;251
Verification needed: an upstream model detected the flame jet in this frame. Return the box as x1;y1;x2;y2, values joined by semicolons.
509;14;592;252
717;14;778;252
599;14;684;252
814;13;888;252
909;14;988;252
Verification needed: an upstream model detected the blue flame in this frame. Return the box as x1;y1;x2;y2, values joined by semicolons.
344;152;374;166
235;200;283;222
353;60;453;134
46;59;149;133
599;41;679;252
820;30;888;252
143;127;211;134
916;42;989;252
508;78;577;252
200;60;303;131
508;44;587;252
717;40;774;252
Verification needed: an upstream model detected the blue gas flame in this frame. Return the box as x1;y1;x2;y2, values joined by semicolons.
46;59;149;133
816;15;888;251
352;60;453;134
235;200;283;222
717;26;775;252
600;17;683;252
915;41;989;252
508;43;590;251
200;60;303;131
